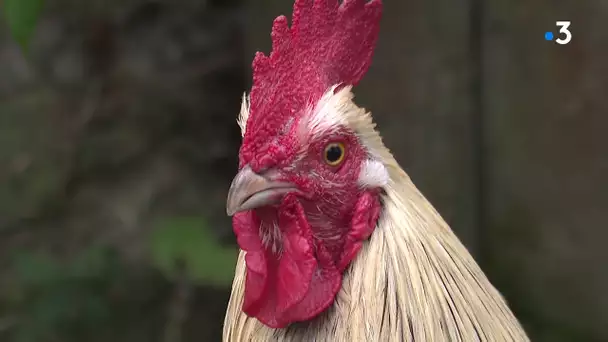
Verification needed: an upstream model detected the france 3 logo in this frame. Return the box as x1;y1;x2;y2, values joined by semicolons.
544;21;572;45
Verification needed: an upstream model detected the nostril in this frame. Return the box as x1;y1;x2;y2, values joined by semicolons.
255;166;269;174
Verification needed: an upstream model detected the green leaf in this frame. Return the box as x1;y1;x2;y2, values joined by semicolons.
8;247;119;341
148;216;237;287
68;245;114;278
2;0;45;50
10;251;61;287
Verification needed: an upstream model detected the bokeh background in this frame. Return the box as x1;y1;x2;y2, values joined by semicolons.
0;0;606;341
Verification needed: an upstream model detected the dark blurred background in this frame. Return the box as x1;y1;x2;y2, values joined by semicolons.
0;0;606;341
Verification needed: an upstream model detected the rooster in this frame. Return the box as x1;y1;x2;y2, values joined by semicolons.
223;0;529;341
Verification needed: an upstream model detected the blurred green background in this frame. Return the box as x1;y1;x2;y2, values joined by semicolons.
0;0;606;341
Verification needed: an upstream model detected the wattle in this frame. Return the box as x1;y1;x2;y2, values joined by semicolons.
232;191;381;328
232;195;342;328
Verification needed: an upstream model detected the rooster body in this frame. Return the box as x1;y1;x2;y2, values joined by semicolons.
223;0;529;341
224;87;528;341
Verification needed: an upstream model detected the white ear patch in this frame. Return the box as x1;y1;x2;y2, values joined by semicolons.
358;159;389;188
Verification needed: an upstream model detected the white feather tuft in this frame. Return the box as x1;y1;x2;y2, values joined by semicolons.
303;85;350;138
237;93;249;137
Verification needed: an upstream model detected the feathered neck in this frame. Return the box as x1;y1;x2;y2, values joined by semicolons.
223;89;529;342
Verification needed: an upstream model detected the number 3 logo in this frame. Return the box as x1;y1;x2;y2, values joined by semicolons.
556;21;572;45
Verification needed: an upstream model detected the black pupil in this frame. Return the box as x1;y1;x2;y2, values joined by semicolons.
326;145;343;163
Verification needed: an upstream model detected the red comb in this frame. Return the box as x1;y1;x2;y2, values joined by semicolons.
240;0;382;170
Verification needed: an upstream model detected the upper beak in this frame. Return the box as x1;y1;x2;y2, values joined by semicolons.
226;165;297;216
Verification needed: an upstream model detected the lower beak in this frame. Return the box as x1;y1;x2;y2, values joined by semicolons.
226;165;296;216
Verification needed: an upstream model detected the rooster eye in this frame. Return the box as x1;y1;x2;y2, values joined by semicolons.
323;142;346;166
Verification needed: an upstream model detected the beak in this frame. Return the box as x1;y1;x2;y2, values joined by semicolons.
226;165;296;216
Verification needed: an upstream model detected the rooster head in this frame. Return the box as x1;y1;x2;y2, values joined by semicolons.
226;0;384;328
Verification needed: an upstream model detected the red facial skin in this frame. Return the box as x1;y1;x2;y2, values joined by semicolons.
233;127;382;328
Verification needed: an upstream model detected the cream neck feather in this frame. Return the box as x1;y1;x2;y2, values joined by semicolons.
223;88;529;342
